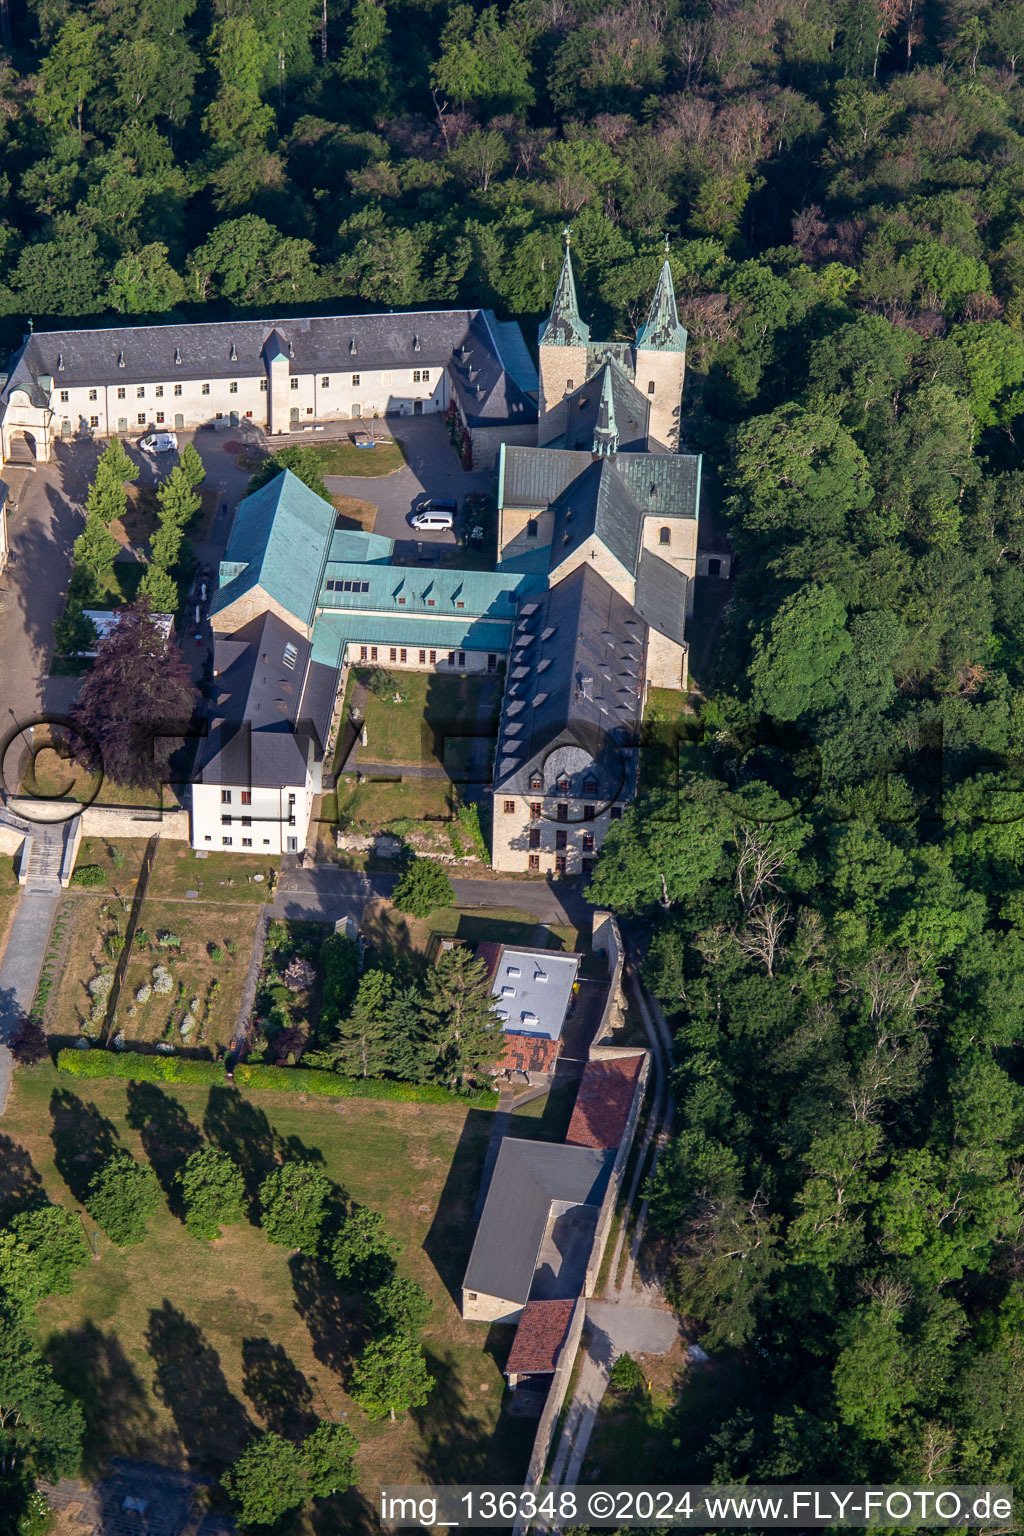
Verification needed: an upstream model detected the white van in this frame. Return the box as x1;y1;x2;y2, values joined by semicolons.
411;508;454;531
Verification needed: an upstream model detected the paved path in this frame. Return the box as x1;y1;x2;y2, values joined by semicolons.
271;866;593;927
0;885;62;1109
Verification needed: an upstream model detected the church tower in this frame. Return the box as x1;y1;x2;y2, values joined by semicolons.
634;244;687;452
537;230;590;446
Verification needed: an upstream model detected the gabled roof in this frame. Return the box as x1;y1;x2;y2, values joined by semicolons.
463;1137;612;1305
637;259;688;353
549;457;642;578
566;1053;646;1150
499;446;701;529
538;247;590;350
328;529;393;564
318;563;542;620
196;611;335;788
494;565;647;797
555;362;650;454
634;548;687;646
212;470;336;631
506;1298;577;1376
448;309;538;427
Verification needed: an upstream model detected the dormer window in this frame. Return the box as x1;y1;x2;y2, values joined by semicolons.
556;775;570;794
659;526;671;545
174;348;182;364
530;771;542;792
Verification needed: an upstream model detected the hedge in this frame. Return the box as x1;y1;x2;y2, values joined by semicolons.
56;1049;225;1085
56;1049;499;1106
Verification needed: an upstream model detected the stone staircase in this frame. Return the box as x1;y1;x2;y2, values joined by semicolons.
23;828;64;889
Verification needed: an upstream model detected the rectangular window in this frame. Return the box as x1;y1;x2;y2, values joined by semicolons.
221;815;232;826
459;651;466;665
582;831;594;853
390;647;397;662
222;837;233;847
290;378;299;391
422;369;430;381
610;805;622;820
360;646;368;661
90;415;99;427
229;381;238;394
89;388;97;401
400;648;407;663
242;837;253;847
429;650;436;664
528;854;540;871
555;830;568;851
526;519;538;538
174;384;182;396
204;835;211;842
137;386;145;398
306;407;313;414
59;389;68;402
582;857;594;875
647;380;655;394
530;802;541;820
321;376;330;388
583;804;595;821
260;379;268;392
137;413;146;425
216;412;223;420
241;791;251;805
557;803;568;823
117;387;126;400
156;412;164;424
447;651;455;666
555;855;567;875
418;650;426;664
370;646;378;661
201;383;210;395
529;828;540;850
352;374;360;386
413;370;421;383
241;816;252;827
155;385;163;398
503;800;515;814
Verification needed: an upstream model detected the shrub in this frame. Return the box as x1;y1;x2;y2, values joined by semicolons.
152;965;173;994
283;956;317;992
135;984;152;1005
366;1275;432;1335
57;1048;225;1085
208;944;224;962
258;1163;333;1254
71;864;105;888
10;1017;49;1065
135;929;151;948
391;857;454;918
110;846;125;869
232;1062;498;1105
609;1352;646;1396
86;1150;160;1246
157;931;180;948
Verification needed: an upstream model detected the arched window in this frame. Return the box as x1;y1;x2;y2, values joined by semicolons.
659;526;671;545
647;380;656;394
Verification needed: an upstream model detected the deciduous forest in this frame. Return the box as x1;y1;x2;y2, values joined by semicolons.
6;0;1024;1495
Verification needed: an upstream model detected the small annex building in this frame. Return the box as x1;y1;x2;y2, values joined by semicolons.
476;941;581;1079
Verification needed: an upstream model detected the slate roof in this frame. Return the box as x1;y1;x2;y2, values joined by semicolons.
212;471;336;631
538;248;590;349
506;1298;576;1376
637;259;688;353
196;611;335;788
493;565;647;799
2;308;538;429
463;1138;612;1306
555;362;650;455
634;548;687;646
566;1054;646;1150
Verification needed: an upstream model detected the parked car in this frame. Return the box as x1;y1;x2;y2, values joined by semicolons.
139;431;178;453
411;505;455;531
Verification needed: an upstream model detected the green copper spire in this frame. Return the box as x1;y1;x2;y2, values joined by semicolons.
637;246;687;353
539;228;590;349
592;363;618;456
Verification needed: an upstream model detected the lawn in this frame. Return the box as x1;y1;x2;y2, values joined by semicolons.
318;437;406;476
147;842;278;905
360;898;573;972
639;687;702;797
330;775;455;832
115;902;261;1053
21;730;181;811
2;1066;534;1524
357;672;502;771
332;494;377;531
0;854;21;963
70;837;149;889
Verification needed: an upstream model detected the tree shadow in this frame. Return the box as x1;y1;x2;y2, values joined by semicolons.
412;1347;529;1485
203;1085;282;1213
288;1252;365;1378
49;1086;120;1204
125;1081;203;1218
145;1299;252;1472
241;1337;317;1439
422;1108;493;1306
310;1487;385;1536
44;1321;174;1481
0;1132;46;1222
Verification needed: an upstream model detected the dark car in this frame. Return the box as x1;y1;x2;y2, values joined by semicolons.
421;497;458;515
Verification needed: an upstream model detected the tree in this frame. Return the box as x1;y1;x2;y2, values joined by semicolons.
157;468;201;533
0;1302;85;1482
349;1330;433;1421
321;968;425;1081
139;563;178;614
331;1205;397;1289
54;601;99;659
222;1432;305;1525
301;1421;359;1498
108;243;185;314
8;1018;49;1066
85;1150;160;1246
420;946;501;1090
258;1163;332;1254
367;1276;432;1336
187;216;318;305
83;437;139;527
748;585;854;721
13;214;106;317
726;405;872;551
0;1205;87;1311
178;1147;246;1241
72;514;119;577
391;858;453;919
70;598;198;790
177;443;206;489
588;782;733;916
245;445;331;504
608;1352;645;1396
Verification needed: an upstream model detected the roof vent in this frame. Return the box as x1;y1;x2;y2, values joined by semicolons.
650;483;657;499
57;352;64;371
174;348;182;365
118;352;125;368
230;342;237;362
413;334;421;351
350;336;357;355
288;339;294;358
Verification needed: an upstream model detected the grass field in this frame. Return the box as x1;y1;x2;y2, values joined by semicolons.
21;733;179;810
147;843;278;905
332;493;377;531
330;776;455;831
317;437;406;476
357;672;501;771
2;1066;533;1527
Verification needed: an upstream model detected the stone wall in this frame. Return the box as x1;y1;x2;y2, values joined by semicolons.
513;1296;587;1532
633;346;686;451
79;805;190;839
460;1288;523;1325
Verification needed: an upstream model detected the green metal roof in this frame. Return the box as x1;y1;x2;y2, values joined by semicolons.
311;611;513;668
637;260;687;353
319;562;544;619
329;529;394;563
538;247;590;349
211;470;336;629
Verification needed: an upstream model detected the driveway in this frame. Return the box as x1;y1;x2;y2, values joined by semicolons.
321;415;496;559
272;865;593;928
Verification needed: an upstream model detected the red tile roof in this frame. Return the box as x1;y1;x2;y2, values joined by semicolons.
495;1032;560;1075
565;1053;645;1150
476;941;503;982
506;1298;576;1376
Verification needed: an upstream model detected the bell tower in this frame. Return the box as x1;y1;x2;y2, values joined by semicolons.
634;239;687;451
537;229;590;446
